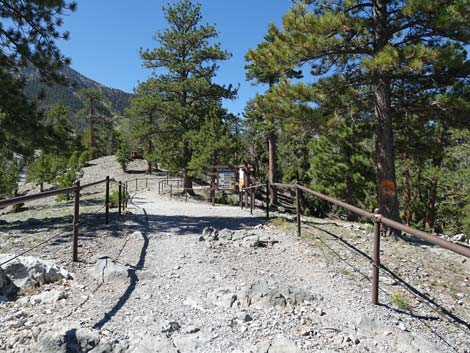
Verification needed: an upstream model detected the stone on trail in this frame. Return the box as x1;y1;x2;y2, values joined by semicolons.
202;226;219;241
394;332;442;353
128;334;176;353
33;327;125;353
89;256;130;283
0;255;72;292
255;336;301;353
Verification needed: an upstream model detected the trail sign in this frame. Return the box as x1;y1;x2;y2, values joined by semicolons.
218;171;236;190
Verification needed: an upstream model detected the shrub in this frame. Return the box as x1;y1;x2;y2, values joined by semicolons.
391;291;411;311
108;189;129;208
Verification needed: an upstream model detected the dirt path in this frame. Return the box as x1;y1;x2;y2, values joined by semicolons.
1;157;468;352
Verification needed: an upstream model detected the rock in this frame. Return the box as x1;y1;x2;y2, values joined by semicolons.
355;315;385;336
172;332;210;352
218;228;234;240
88;257;130;283
451;233;467;242
237;281;318;309
33;328;110;353
202;227;218;241
28;289;66;305
395;332;442;353
256;337;301;353
198;236;205;242
160;320;181;337
0;255;72;291
128;334;176;353
209;288;238;308
241;235;260;248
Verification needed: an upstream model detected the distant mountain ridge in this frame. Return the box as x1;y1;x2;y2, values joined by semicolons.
22;66;132;114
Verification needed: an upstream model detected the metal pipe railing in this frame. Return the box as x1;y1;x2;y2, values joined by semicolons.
243;181;470;306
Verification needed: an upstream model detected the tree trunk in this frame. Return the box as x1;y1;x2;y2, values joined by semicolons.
402;151;412;226
183;172;195;196
373;0;400;228
89;97;95;160
425;176;438;231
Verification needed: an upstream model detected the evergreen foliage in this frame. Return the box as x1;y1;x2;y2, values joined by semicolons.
134;0;237;189
244;0;470;224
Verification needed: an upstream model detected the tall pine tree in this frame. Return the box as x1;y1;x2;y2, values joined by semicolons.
138;0;236;192
250;0;470;224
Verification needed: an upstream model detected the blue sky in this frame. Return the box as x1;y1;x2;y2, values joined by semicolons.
58;0;292;116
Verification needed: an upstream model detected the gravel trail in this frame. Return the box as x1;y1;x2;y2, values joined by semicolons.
1;156;468;353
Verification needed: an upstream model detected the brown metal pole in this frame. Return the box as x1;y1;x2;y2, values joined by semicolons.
118;181;122;215
266;181;270;219
105;176;110;224
372;208;381;305
72;181;80;262
296;186;301;237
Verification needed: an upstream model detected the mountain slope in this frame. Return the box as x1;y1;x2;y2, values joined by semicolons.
22;66;132;114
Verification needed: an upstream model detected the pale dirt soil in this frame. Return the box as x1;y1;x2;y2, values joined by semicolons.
0;156;468;353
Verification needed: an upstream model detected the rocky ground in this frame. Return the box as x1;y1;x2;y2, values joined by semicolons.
0;156;469;353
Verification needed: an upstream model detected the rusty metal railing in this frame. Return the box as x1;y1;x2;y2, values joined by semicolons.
0;177;117;265
241;181;470;305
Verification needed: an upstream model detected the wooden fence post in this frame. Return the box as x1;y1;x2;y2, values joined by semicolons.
72;181;80;262
118;181;122;215
105;176;110;224
266;181;270;219
372;208;381;305
296;186;301;237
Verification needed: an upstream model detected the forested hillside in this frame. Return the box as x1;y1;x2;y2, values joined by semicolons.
21;66;131;114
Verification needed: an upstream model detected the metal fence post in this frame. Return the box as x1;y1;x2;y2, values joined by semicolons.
158;180;161;194
166;174;169;185
250;188;254;215
266;181;270;219
372;208;381;305
136;179;138;191
239;191;242;209
170;184;173;199
124;184;127;211
105;176;110;224
185;190;188;203
118;181;122;215
72;181;80;262
296;186;301;237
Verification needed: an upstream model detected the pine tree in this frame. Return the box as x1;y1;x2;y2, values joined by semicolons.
0;0;76;157
188;105;239;176
75;88;112;160
252;0;470;224
138;0;237;192
246;24;302;205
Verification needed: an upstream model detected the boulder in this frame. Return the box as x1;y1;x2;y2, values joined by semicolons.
218;228;234;240
0;255;72;291
202;227;219;241
89;257;130;283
